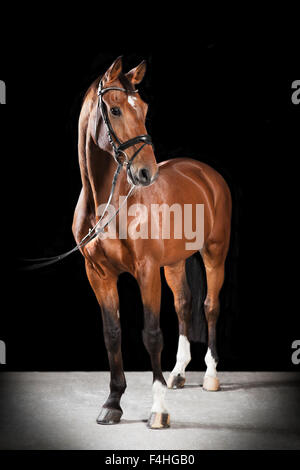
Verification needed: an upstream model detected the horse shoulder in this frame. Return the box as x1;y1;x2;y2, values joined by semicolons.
72;187;94;245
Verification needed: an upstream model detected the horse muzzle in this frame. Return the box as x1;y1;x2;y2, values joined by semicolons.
128;165;159;187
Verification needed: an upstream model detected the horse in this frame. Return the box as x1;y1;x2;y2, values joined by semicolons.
72;56;232;429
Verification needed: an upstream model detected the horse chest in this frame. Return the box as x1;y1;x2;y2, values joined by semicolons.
85;236;134;275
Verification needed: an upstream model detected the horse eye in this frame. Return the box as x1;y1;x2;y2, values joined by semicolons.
111;107;121;116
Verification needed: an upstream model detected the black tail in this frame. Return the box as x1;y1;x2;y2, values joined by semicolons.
185;251;207;343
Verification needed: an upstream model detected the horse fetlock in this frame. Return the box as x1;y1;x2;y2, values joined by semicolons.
109;381;127;398
203;347;220;391
176;335;191;366
204;347;218;377
148;380;170;429
151;380;168;413
168;335;191;388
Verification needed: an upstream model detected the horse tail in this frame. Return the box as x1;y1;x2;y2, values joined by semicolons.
185;251;207;343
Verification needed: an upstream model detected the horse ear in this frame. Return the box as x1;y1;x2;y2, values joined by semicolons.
102;56;123;85
126;60;147;85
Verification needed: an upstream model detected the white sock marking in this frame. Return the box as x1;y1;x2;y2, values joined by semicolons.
151;380;168;413
171;335;191;377
204;348;218;378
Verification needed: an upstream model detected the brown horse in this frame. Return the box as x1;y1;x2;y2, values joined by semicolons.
72;57;232;429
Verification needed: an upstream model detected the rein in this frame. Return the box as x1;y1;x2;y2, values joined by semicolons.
21;80;153;271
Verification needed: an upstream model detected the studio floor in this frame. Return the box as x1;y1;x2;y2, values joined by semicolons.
0;371;299;450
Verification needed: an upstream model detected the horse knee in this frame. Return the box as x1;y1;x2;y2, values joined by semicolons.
110;376;127;396
204;298;220;324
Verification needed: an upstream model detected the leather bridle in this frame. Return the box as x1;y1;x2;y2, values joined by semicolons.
21;79;154;270
95;80;154;183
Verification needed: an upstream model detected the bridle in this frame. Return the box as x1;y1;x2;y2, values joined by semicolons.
21;79;155;270
95;79;154;183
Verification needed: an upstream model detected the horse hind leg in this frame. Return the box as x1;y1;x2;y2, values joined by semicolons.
164;262;192;389
136;262;170;429
201;243;227;392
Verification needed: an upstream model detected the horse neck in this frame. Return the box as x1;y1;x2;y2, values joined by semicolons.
86;140;120;212
80;91;126;217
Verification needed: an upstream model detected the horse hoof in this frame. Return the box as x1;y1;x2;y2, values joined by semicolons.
203;375;220;391
96;407;122;425
147;412;170;429
167;374;186;389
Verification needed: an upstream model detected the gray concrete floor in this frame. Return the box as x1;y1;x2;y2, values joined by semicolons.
0;371;300;450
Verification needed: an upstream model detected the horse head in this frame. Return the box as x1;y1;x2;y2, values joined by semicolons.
95;57;158;187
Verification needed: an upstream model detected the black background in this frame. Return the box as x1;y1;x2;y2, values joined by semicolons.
0;32;299;374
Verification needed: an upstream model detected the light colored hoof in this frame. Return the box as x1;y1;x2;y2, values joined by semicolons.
147;412;170;429
203;375;220;391
167;374;186;389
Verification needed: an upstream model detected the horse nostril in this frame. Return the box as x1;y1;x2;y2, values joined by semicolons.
139;168;151;185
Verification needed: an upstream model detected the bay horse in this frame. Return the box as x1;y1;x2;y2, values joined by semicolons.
72;57;232;429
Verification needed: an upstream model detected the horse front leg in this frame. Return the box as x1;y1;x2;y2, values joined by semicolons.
136;262;170;429
85;260;126;424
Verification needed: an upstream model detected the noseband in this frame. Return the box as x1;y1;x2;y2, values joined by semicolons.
95;80;153;181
